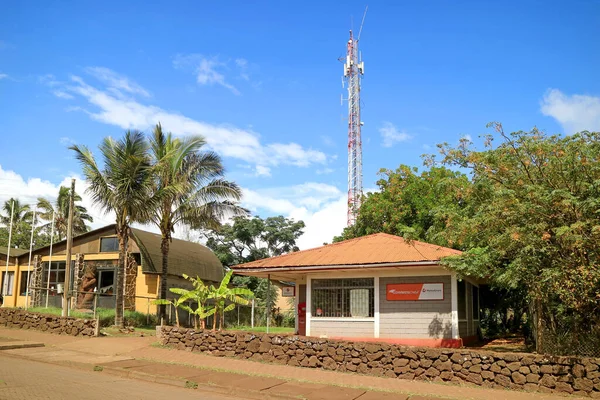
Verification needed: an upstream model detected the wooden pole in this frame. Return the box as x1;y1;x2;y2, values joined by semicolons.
25;208;37;309
62;179;75;317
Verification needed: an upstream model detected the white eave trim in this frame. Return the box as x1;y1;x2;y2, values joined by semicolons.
232;260;441;274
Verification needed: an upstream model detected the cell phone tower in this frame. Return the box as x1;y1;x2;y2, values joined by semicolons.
343;8;366;226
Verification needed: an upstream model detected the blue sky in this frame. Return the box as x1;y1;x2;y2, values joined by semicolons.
1;1;599;248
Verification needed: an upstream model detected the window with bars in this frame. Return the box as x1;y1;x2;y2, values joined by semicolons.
311;278;374;318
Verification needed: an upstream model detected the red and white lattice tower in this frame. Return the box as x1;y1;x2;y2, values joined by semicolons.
343;29;364;226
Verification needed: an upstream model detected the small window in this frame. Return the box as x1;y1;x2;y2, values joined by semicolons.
472;286;480;320
20;271;30;296
457;280;466;320
1;271;14;296
100;237;119;252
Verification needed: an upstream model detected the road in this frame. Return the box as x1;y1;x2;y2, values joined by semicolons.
0;354;244;400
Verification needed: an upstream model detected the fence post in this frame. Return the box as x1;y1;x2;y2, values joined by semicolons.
93;292;98;319
251;298;255;329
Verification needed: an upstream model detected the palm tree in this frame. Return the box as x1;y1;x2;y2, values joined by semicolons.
1;198;35;249
148;123;246;322
209;270;254;330
70;131;154;326
1;198;33;227
37;186;93;240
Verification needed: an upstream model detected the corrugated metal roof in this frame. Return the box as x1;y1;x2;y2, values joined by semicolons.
233;233;461;269
130;228;224;282
0;247;28;257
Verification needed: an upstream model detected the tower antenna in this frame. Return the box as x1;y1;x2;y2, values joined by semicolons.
342;11;366;226
358;6;368;42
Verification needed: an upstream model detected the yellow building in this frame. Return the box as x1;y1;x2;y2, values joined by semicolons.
0;224;223;316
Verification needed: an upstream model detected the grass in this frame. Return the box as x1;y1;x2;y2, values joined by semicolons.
25;306;158;329
226;326;294;334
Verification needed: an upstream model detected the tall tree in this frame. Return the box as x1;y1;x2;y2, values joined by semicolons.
0;198;50;249
204;215;305;312
432;123;600;351
148;123;245;322
70;131;154;327
37;186;93;240
333;165;472;247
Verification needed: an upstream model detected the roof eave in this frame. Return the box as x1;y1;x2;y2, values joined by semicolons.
232;260;441;274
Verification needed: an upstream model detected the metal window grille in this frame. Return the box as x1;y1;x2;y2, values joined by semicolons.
311;278;374;318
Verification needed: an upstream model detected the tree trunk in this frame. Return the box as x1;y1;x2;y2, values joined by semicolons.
213;310;217;331
115;226;127;327
158;236;170;323
535;298;543;353
175;307;180;327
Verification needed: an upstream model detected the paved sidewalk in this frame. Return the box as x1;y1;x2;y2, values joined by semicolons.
0;327;583;400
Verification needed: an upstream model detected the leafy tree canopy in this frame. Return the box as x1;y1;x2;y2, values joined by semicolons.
334;165;471;248
433;124;600;334
204;215;305;307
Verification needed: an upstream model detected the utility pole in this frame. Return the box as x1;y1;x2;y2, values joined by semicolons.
24;207;37;309
62;179;75;317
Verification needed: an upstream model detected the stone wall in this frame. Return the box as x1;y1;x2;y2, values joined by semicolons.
160;327;600;397
0;308;98;337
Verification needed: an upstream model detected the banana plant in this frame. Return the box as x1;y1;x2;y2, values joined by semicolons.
152;287;193;327
209;270;254;331
181;274;215;329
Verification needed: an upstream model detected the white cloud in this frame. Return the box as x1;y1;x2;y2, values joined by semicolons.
174;54;240;95
462;134;472;142
255;165;271;177
38;74;62;87
0;164;347;250
85;67;150;98
541;89;600;134
0;165;114;231
52;72;326;171
316;168;335;175
0;73;8;80
53;90;74;99
379;122;412;147
59;137;76;146
241;182;347;249
235;58;248;68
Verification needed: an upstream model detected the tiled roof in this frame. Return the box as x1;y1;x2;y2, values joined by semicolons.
232;233;461;269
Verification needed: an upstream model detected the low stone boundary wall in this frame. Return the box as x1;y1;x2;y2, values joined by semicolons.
160;327;600;397
0;308;98;337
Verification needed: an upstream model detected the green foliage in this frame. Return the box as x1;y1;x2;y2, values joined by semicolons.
433;123;600;349
333;165;471;248
209;270;254;330
147;124;246;322
0;198;51;249
71;131;155;327
204;215;305;314
27;306;157;328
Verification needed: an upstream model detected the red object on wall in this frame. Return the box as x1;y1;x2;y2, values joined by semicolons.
298;302;306;336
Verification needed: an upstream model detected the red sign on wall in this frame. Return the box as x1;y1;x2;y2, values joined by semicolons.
386;283;444;301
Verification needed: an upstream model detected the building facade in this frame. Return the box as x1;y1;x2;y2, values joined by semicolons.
233;233;481;348
0;224;223;315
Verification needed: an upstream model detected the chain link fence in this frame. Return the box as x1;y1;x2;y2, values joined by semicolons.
540;322;600;358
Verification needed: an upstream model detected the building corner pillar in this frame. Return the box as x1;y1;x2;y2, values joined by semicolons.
374;276;380;338
450;272;459;340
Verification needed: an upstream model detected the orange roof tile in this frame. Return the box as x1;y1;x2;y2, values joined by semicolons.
232;233;461;270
